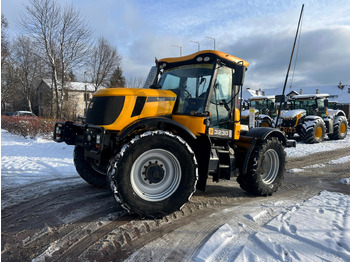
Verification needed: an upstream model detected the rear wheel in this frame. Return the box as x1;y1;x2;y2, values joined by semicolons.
259;118;272;127
74;146;107;187
300;118;325;143
107;130;198;218
237;137;285;196
328;116;348;140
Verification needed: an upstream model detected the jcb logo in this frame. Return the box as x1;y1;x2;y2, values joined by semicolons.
282;127;296;133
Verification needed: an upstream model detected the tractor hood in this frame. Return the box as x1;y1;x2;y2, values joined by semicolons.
85;88;177;130
280;109;306;119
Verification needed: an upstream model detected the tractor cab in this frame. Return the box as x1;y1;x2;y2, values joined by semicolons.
289;94;329;118
151;50;249;140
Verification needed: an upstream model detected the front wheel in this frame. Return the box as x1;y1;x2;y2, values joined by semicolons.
300;118;325;143
107;130;198;218
237;137;286;196
74;146;107;187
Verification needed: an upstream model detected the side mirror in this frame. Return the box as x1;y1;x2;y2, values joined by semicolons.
324;99;328;107
275;95;286;103
232;64;246;86
143;66;158;88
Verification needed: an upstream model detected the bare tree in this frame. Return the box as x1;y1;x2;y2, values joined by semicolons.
89;37;121;90
19;0;92;118
1;14;13;111
126;75;145;89
12;36;45;112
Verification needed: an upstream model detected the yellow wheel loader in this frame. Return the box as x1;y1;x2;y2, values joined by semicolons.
54;50;292;218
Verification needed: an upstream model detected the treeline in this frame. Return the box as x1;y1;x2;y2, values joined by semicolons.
1;0;143;119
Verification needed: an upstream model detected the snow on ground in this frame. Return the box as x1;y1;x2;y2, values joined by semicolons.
195;191;350;262
285;132;350;158
1;130;79;209
1;129;350;261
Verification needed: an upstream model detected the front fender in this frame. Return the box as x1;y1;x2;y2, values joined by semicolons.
118;116;197;141
245;127;287;146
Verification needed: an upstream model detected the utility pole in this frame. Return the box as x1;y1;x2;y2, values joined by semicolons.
84;71;91;113
206;36;216;50
190;40;200;51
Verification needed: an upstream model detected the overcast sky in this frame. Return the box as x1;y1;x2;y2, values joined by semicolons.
2;0;350;90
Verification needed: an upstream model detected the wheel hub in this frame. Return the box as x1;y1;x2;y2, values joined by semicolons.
143;162;165;184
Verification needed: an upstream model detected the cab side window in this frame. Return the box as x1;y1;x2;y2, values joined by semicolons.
209;66;232;128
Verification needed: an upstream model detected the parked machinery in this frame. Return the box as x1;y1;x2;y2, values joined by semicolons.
241;95;277;127
277;93;348;143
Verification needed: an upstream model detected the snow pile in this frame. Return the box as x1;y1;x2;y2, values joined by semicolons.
195;191;350;261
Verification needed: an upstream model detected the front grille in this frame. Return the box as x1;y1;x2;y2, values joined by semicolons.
281;118;297;127
85;96;125;125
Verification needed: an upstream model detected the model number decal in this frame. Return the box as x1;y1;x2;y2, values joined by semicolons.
209;128;232;138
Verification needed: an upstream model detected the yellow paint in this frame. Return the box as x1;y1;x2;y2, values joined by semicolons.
315;126;323;139
340;122;347;134
97;88;176;131
233;108;241;140
172;115;206;136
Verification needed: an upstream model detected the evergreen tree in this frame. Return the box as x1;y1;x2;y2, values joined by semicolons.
109;66;126;87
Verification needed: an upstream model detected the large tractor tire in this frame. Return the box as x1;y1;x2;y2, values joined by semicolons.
328;116;348;140
300;118;326;143
74;146;107;187
107;130;198;218
237;137;285;196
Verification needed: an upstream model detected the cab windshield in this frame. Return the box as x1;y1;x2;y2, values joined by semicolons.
250;99;276;116
158;64;214;115
293;98;326;116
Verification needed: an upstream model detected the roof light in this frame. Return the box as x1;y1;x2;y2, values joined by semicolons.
204;56;210;62
159;63;167;69
196;57;203;62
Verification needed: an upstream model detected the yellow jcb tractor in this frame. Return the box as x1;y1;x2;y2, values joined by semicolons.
54;50;293;218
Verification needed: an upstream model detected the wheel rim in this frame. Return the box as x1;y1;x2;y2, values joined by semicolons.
315;126;323;139
260;149;280;184
130;149;181;202
340;122;347;134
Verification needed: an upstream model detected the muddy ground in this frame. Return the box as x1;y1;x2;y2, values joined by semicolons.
2;146;350;262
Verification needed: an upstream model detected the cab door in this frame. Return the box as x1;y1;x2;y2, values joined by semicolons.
208;66;235;139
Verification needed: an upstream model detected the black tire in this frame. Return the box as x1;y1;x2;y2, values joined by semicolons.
300;118;325;143
107;130;198;218
237;137;285;196
328;116;348;140
74;146;107;187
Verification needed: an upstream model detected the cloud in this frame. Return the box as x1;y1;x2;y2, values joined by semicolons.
3;0;350;89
